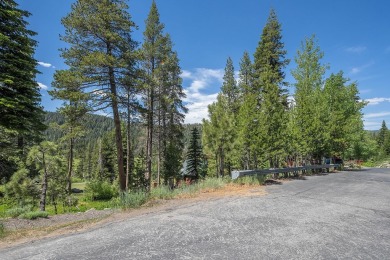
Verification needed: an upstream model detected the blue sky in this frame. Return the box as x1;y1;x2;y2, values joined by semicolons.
18;0;390;129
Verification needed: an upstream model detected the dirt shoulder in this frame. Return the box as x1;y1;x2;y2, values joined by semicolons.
0;184;266;249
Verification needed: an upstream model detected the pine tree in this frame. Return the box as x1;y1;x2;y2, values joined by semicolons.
141;1;186;187
221;57;240;114
160;45;187;184
291;35;328;162
186;128;204;179
59;0;137;191
237;52;258;169
0;0;45;150
27;141;65;211
50;70;89;194
140;0;165;189
253;9;289;168
377;120;388;148
202;58;239;177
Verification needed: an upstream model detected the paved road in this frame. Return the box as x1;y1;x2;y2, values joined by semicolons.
2;168;390;259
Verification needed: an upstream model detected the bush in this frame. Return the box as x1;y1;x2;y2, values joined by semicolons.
84;181;117;201
19;211;49;220
115;191;148;209
6;205;33;218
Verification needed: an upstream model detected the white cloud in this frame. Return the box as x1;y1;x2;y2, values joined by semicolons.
346;46;366;54
180;70;192;79
364;97;390;106
38;61;55;68
349;61;374;75
37;82;48;90
363;121;381;130
182;68;224;124
364;112;390;119
351;67;361;74
362;107;390;130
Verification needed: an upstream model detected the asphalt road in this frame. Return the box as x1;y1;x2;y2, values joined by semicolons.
2;168;390;259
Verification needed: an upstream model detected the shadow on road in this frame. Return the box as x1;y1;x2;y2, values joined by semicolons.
264;179;283;185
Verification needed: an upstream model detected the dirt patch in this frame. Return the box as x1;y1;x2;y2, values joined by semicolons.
0;184;266;249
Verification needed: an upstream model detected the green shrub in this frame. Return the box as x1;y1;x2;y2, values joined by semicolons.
115;191;148;209
84;181;117;201
19;211;49;220
6;205;33;218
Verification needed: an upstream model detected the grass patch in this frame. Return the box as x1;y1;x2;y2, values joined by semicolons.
234;174;267;185
72;182;86;191
5;206;33;218
19;211;49;220
150;186;175;200
197;177;227;190
114;191;149;209
44;199;112;215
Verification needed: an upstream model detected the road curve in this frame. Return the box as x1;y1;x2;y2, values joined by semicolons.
1;168;390;259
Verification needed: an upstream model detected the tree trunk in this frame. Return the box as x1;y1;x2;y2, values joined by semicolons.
67;136;74;194
17;136;24;155
126;97;133;191
147;87;154;191
40;150;48;212
108;68;126;191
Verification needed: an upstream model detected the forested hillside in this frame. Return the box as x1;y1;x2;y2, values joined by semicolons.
44;112;115;143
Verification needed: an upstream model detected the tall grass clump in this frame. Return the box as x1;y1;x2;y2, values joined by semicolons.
197;177;228;190
19;211;49;220
115;191;149;209
150;185;175;200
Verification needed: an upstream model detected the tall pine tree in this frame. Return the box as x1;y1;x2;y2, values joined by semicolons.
253;9;289;168
58;0;137;191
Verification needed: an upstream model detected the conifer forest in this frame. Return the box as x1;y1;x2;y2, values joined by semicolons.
0;0;386;215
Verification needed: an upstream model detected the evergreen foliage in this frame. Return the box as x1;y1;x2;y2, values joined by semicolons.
251;8;289;168
140;1;187;188
185;128;206;179
59;0;138;191
0;0;45;139
291;35;328;161
0;0;45;180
